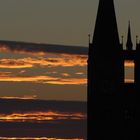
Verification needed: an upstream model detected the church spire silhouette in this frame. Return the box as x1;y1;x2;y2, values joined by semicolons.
88;0;140;139
88;0;124;139
92;0;120;48
126;21;133;50
88;0;123;96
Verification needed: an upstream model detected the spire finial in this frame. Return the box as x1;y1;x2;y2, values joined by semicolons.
121;35;124;46
136;35;138;44
121;35;124;43
92;0;120;47
88;34;91;44
126;21;133;50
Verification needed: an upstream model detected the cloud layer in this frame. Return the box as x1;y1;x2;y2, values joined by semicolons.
0;41;88;55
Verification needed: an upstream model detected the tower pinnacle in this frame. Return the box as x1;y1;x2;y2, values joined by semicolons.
126;21;133;50
92;0;120;51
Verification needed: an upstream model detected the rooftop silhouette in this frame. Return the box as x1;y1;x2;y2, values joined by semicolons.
88;0;139;139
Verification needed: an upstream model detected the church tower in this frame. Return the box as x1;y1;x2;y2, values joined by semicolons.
135;36;140;86
88;0;124;96
88;0;124;138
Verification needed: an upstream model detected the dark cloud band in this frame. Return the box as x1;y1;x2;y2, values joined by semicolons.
0;40;88;55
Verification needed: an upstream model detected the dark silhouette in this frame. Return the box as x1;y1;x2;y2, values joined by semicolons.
88;0;139;139
126;21;133;51
0;40;88;55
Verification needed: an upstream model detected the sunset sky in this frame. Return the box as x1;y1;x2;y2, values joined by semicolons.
0;0;139;46
0;1;137;139
0;46;87;101
0;0;137;101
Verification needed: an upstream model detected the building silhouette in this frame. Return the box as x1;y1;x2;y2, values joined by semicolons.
88;0;139;139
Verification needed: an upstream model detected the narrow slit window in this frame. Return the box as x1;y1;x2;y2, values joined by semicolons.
124;60;135;83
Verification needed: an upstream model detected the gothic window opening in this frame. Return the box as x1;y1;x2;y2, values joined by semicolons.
124;60;135;83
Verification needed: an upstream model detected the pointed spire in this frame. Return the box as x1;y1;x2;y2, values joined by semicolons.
136;35;138;44
121;35;124;46
88;34;91;44
126;21;133;50
92;0;121;53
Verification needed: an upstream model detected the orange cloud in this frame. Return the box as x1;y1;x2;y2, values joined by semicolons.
47;78;87;85
61;73;70;77
0;72;86;85
0;58;33;69
0;55;87;69
0;137;83;140
19;70;26;74
0;111;86;123
0;95;37;100
0;72;12;77
0;75;58;83
75;72;85;75
0;45;47;56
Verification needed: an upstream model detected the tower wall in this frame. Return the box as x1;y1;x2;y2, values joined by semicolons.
135;44;140;86
88;0;124;138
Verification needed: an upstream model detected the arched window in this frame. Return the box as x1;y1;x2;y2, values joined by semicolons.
124;60;135;83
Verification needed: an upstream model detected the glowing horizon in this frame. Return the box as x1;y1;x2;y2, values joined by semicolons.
0;111;86;123
0;137;84;140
